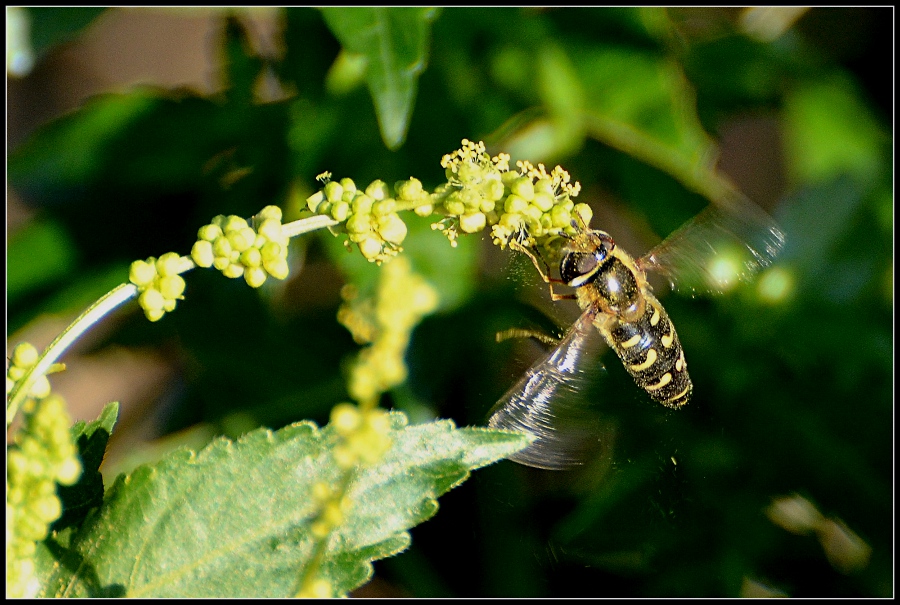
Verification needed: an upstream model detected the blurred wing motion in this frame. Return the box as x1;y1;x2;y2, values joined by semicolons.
638;190;786;295
488;310;608;470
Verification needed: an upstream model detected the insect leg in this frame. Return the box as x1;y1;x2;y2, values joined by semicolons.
509;240;576;301
495;327;560;346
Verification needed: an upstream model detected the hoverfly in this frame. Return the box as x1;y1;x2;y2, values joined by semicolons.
488;190;785;470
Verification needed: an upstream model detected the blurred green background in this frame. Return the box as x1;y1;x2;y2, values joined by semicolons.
7;7;892;598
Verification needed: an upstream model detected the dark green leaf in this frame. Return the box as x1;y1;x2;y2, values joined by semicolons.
320;7;439;149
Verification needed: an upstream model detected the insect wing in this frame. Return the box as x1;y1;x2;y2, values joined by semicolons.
638;190;786;296
488;309;607;470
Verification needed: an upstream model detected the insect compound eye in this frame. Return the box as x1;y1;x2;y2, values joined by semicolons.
559;233;614;287
561;251;599;286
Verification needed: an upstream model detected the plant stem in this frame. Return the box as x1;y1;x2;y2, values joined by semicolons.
7;283;138;425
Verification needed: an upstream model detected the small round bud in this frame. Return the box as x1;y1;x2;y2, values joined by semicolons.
324;181;344;203
532;191;555;212
346;212;372;235
228;227;257;252
331;403;362;436
156;253;182;277
573;203;592;226
351;193;374;215
396;177;424;201
511;177;535;200
129;260;157;287
191;240;215;268
158;275;186;299
213;237;233;258
257;219;283;242
504;194;528;214
222;263;245;279
330;201;351;222
263;258;290;280
377;214;408;245
306;191;325;212
339;178;357;195
414;203;434;217
240;248;262;268
244;267;267;288
140;289;166;312
372;199;396;216
358;237;384;261
459;212;487;234
257;205;282;221
365;180;390;201
12;343;39;369
223;216;249;233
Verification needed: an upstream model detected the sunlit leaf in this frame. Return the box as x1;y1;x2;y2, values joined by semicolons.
34;412;531;597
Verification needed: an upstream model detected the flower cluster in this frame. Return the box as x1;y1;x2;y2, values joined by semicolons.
306;176;410;264
190;205;290;288
129;253;187;322
306;173;412;264
305;140;592;262
329;403;393;469
337;256;439;404
6;343;81;598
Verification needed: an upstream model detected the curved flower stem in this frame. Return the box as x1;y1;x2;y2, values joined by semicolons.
7;283;138;425
282;214;339;238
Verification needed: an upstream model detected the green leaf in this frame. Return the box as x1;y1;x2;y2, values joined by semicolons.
320;7;439;149
575;45;719;196
23;7;108;60
783;75;887;187
53;403;120;532
35;412;532;597
6;219;78;304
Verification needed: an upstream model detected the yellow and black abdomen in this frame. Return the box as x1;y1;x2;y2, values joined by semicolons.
600;292;692;408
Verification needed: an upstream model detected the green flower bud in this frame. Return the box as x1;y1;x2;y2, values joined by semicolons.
499;212;524;231
484;177;506;202
324;180;344;203
30;376;51;400
140;289;166;312
263;258;290;280
331;403;362;436
191;240;215;268
240;248;262;268
444;197;466;216
222;263;245;279
365;180;390;201
511;176;535;201
480;199;495;213
228;227;257;252
377;214;407;245
129;260;157;287
346;212;372;235
548;202;568;224
534;177;555;195
504;194;528;214
213;257;230;271
145;308;165;322
223;215;249;233
156;253;182;277
573;203;593;226
351;193;374;215
330;201;351;222
459;212;486;234
414;203;434;217
12;343;39;369
532;191;554;212
257;205;282;222
372;199;396;216
197;225;222;242
257;218;283;242
213;237;232;258
244;267;267;288
396;177;424;201
163;299;177;312
306;191;325;212
359;237;384;261
339;178;357;195
159;275;185;298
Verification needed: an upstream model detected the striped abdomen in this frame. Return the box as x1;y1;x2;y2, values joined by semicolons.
599;292;691;408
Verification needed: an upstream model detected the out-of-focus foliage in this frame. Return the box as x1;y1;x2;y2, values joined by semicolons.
7;7;892;598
